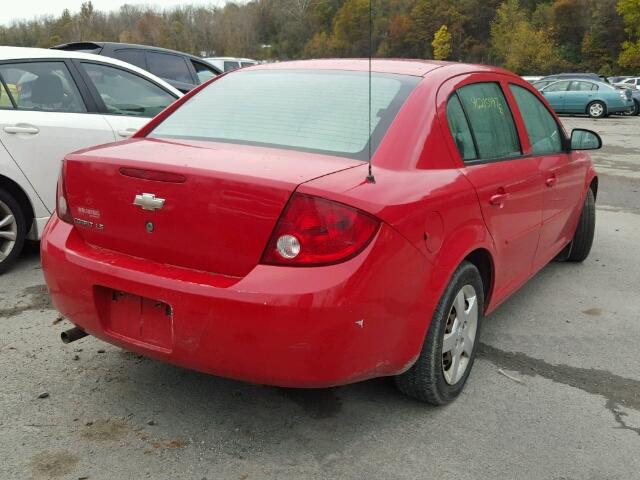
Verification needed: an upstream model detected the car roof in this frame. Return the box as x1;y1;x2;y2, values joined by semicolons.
205;57;257;63
0;46;182;97
541;78;612;89
546;73;600;77
54;41;203;60
248;58;512;78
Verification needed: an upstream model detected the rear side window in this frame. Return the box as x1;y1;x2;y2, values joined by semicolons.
224;61;240;72
112;49;147;69
544;81;571;92
455;82;520;160
146;52;193;84
446;95;476;161
191;60;218;84
149;70;419;160
570;81;596;91
80;62;176;117
509;85;563;155
0;62;86;113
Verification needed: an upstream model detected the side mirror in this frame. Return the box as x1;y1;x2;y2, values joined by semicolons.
570;128;602;151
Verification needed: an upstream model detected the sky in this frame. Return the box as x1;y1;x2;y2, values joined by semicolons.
0;1;233;26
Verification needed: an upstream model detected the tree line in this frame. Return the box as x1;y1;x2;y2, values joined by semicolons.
1;0;640;75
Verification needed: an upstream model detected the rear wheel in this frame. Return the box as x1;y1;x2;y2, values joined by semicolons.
395;261;484;405
633;100;640;116
587;101;606;119
0;188;26;274
566;188;595;263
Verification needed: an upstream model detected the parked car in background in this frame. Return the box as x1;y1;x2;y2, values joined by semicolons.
0;46;181;272
608;76;629;84
204;57;258;72
52;42;221;93
541;73;610;84
540;79;634;117
521;76;543;83
614;77;639;90
618;85;640;115
43;59;599;406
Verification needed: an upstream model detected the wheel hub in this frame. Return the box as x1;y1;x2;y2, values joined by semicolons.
0;199;18;262
441;284;478;385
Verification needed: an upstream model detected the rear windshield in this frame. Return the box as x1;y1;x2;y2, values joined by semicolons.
149;70;419;160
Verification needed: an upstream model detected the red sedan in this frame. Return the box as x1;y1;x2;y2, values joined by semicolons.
42;59;600;404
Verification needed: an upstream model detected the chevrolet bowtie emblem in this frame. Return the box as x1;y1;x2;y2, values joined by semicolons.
133;193;165;211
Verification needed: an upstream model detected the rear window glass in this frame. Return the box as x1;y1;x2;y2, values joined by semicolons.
149;70;419;160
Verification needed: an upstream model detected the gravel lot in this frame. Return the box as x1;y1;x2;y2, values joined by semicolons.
1;115;639;480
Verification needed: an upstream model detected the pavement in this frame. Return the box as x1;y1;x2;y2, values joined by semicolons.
1;115;639;480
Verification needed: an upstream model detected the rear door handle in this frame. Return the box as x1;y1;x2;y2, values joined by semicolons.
546;176;557;187
489;193;508;207
117;128;138;138
3;125;39;135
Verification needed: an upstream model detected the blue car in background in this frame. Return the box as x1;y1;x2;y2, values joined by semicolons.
540;79;635;118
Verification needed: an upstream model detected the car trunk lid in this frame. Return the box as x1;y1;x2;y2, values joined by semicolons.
64;138;362;277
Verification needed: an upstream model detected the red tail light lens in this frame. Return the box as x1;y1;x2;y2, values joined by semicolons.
56;161;73;224
261;194;380;267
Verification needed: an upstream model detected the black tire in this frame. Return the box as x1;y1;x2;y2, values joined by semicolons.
0;188;26;274
395;261;484;405
587;101;606;119
634;100;640;116
566;188;595;262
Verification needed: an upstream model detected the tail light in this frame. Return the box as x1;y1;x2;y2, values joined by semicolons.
56;161;73;224
261;193;380;267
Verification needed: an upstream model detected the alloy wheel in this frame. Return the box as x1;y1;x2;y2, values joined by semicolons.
589;103;604;118
0;199;18;262
442;284;478;385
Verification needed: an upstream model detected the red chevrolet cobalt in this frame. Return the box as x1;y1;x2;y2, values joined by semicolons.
42;60;600;404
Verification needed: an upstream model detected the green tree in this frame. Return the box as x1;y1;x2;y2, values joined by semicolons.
551;0;588;67
491;0;564;74
432;25;452;60
618;0;640;70
408;0;465;59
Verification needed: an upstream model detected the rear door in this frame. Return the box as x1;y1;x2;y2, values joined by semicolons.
541;81;571;112
73;60;178;140
441;78;544;300
0;59;115;212
509;84;587;266
564;81;597;112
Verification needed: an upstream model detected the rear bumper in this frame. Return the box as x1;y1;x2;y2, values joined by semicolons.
41;216;432;387
609;100;635;113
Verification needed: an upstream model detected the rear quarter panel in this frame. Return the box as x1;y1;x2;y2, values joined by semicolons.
0;142;49;218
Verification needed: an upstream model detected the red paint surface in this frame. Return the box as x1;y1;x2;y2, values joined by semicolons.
41;59;596;387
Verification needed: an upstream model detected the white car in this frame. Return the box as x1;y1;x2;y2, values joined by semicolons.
0;46;181;272
204;57;258;72
614;77;639;90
